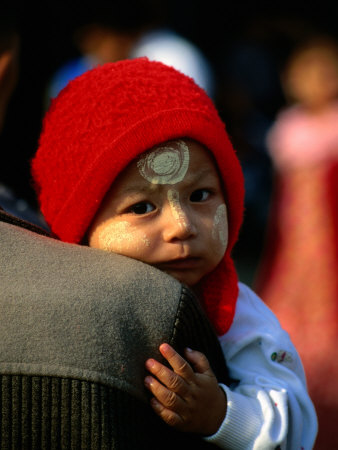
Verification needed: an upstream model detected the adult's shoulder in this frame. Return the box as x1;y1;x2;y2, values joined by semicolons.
1;213;223;448
0;215;183;397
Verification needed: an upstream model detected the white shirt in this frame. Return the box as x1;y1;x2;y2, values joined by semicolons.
204;282;317;449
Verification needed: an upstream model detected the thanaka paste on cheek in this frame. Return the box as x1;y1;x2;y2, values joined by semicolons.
96;220;150;253
137;140;190;185
167;189;189;230
212;204;228;255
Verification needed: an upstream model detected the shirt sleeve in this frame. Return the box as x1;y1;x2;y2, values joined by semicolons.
204;282;318;449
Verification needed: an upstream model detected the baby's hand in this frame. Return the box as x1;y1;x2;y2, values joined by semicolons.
144;343;226;436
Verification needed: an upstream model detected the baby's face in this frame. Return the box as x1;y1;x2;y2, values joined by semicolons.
88;139;228;286
285;46;338;108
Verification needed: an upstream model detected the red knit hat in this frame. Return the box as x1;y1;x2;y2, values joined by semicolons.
31;57;245;335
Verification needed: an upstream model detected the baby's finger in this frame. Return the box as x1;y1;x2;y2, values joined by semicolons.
184;348;214;376
145;358;189;395
144;375;185;412
149;398;184;429
159;343;194;381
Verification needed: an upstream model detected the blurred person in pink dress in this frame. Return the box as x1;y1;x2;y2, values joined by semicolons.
255;35;338;449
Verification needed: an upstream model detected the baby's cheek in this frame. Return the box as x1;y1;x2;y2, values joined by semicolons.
92;220;151;255
211;204;228;257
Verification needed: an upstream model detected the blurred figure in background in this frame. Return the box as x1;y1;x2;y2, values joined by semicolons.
254;35;338;449
0;11;19;133
0;3;46;226
216;38;278;282
46;0;215;104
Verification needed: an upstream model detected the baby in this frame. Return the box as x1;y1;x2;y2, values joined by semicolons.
31;58;317;448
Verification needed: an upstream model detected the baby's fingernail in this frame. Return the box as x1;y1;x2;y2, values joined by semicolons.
145;359;155;369
186;347;193;352
150;398;160;410
144;376;152;387
160;343;170;352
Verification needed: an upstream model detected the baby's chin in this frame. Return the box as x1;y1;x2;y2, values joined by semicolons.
159;268;206;289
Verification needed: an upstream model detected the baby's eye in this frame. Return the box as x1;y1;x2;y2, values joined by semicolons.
128;202;155;215
190;189;211;202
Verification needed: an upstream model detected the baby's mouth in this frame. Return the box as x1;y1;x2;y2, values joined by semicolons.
154;257;201;271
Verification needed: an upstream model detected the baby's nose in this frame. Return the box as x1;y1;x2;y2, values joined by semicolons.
162;190;197;241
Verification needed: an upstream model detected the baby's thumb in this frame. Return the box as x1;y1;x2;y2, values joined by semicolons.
184;348;214;375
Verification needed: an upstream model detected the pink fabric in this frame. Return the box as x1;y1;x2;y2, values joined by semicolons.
267;102;338;170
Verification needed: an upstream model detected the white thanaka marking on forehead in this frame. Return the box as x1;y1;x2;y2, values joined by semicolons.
212;204;228;254
97;221;150;253
137;140;190;185
167;189;189;230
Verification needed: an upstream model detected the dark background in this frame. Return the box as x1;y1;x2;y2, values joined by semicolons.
1;1;337;281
